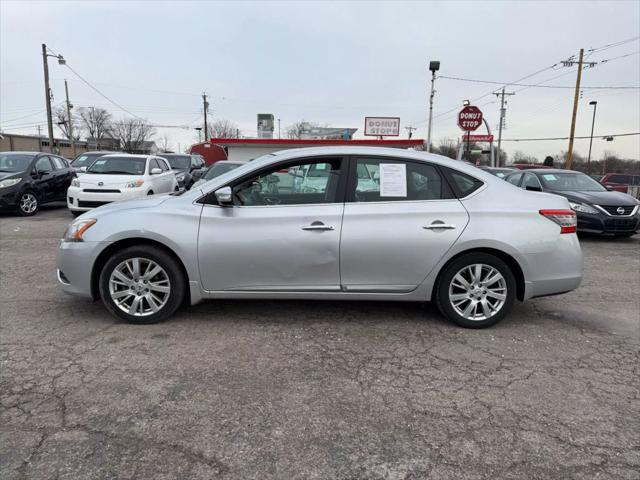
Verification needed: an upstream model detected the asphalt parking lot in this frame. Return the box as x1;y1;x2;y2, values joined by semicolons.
1;206;639;480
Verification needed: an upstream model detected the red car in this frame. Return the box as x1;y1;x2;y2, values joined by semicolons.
600;173;640;193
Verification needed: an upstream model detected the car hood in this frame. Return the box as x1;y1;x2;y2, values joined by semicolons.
548;189;639;206
171;168;189;174
0;171;23;181
78;174;143;188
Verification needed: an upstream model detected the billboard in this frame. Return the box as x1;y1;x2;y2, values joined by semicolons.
364;117;400;136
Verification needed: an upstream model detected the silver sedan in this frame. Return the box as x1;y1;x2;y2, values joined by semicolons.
56;147;583;328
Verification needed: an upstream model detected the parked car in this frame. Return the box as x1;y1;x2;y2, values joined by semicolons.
0;151;75;216
504;169;639;237
191;160;244;189
157;153;205;190
479;167;516;179
66;154;177;216
57;147;583;328
70;151;118;173
599;173;640;193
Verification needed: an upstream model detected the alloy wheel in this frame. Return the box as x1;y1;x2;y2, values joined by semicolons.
108;257;171;317
20;193;38;214
448;264;507;321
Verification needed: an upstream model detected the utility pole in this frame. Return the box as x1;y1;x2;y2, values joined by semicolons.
202;92;209;140
494;88;515;167
36;125;42;152
405;126;417;139
64;79;76;158
42;44;55;153
278;118;281;139
587;101;598;175
562;49;597;169
426;60;440;152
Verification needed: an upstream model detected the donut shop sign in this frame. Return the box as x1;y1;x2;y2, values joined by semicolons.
364;117;401;137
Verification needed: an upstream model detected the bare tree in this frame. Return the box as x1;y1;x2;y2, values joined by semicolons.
159;135;172;152
206;119;241;139
54;106;82;141
513;151;538;164
435;138;458;159
111;118;156;153
285;120;322;139
78;107;112;148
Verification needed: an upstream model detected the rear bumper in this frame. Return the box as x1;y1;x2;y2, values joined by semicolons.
521;233;583;300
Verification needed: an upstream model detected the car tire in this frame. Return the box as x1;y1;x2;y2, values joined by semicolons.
614;232;635;238
70;210;83;217
435;253;516;329
17;191;39;216
147;190;154;196
98;245;186;324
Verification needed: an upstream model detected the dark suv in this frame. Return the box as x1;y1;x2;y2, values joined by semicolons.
505;168;639;237
0;151;75;216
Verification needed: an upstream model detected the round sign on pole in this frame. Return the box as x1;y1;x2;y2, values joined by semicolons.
458;106;483;132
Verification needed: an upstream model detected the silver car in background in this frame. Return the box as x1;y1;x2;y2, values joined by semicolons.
57;147;583;328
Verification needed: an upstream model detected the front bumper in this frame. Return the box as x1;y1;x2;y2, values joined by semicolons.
67;186;149;211
56;239;110;299
576;210;639;235
0;185;22;210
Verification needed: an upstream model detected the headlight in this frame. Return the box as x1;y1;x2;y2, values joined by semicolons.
71;178;80;187
0;178;21;189
569;201;598;214
125;179;144;188
175;172;185;180
63;218;97;242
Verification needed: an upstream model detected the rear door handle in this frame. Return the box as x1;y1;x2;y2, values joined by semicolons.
302;222;335;231
423;223;456;230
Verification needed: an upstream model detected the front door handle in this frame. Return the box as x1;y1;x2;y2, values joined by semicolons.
302;222;335;231
423;223;456;230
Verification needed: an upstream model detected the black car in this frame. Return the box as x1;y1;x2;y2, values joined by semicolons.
0;151;76;216
70;151;118;173
505;168;640;237
157;153;205;190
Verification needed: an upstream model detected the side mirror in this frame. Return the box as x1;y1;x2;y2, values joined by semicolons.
150;167;162;175
215;186;233;205
80;166;87;172
525;185;542;192
604;185;614;191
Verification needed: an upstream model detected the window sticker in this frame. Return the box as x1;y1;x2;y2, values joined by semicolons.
94;160;106;165
543;174;557;181
379;163;407;197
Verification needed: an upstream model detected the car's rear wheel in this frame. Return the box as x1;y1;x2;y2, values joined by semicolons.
98;246;185;324
17;191;39;216
435;253;516;328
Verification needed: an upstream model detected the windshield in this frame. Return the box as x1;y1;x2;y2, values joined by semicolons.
87;156;147;175
0;153;35;172
160;155;191;170
539;172;607;192
204;162;242;180
72;153;106;168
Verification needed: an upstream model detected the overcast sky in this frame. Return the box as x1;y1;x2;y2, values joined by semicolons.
1;0;639;160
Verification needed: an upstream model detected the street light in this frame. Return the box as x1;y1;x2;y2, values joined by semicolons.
426;60;440;152
587;100;597;174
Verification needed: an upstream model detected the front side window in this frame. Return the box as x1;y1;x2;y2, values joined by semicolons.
506;173;523;186
87;156;146;175
352;158;450;202
231;157;343;206
35;157;53;174
523;174;542;190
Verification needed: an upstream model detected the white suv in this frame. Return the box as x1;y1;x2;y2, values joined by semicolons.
67;154;177;215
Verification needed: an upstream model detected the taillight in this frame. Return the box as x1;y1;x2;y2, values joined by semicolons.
539;209;577;234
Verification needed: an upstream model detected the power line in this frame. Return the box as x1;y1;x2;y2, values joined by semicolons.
501;132;639;142
438;75;639;89
587;36;640;54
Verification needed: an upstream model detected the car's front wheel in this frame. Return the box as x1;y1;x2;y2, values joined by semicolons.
98;245;185;324
435;253;516;328
17;191;39;216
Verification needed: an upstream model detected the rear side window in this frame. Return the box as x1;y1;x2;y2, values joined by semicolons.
351;158;453;202
51;156;68;169
442;167;484;197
